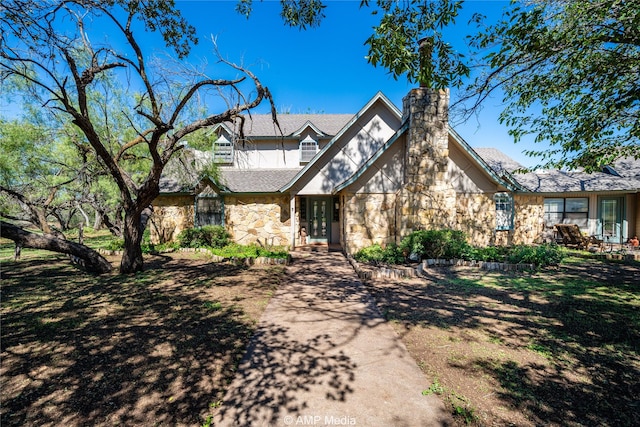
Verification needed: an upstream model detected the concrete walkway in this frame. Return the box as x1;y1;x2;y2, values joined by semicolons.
213;252;452;427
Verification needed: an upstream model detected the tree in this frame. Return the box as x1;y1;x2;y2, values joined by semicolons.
464;0;640;172
239;0;639;171
1;0;275;273
0;220;112;273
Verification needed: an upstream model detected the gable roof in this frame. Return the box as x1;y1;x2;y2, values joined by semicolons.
279;91;402;192
475;148;640;193
213;114;353;139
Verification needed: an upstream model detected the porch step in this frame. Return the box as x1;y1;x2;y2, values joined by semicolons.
295;243;343;253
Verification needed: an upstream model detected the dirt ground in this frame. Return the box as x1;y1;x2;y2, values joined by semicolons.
2;247;639;426
1;251;284;426
364;258;640;426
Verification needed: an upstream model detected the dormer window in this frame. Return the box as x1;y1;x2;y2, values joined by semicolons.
213;134;233;164
299;135;318;163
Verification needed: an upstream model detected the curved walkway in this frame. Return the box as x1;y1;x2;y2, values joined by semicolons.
214;251;452;427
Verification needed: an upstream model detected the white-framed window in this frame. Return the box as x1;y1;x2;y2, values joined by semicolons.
213;134;233;164
544;197;588;228
299;135;318;163
495;192;514;230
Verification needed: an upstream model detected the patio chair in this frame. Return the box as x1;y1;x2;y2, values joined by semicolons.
554;224;592;250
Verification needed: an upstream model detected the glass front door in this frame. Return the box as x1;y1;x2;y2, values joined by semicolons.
308;197;329;242
599;197;624;243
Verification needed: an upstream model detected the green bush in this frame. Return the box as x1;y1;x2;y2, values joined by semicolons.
177;225;230;249
353;243;385;263
352;231;565;269
471;245;510;262
400;229;472;260
353;243;407;265
381;243;406;265
507;243;565;267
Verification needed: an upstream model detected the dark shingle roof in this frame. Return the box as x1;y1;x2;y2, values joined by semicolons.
224;114;353;138
472;148;525;174
158;148;303;194
219;169;302;193
475;148;640;193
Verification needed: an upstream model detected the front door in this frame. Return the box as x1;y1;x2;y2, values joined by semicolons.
308;197;330;243
599;197;625;243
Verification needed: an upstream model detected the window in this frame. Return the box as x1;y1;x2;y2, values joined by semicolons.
495;193;513;230
299;197;307;220
299;136;318;163
195;196;223;227
544;197;588;228
213;135;233;164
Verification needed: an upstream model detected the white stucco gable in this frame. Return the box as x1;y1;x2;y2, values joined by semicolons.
280;92;402;195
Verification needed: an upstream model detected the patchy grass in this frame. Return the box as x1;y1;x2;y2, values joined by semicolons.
0;245;284;426
365;260;640;426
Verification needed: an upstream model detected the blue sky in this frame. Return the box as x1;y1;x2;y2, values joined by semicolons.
2;0;542;166
172;0;540;166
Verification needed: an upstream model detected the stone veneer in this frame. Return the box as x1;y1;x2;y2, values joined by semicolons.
455;194;496;247
399;88;457;236
150;195;194;244
224;195;291;247
343;192;398;254
513;194;545;245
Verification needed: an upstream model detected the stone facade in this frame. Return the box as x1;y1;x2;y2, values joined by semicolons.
150;195;194;244
225;195;291;247
342;192;398;254
399;88;457;236
455;194;496;247
513;195;545;245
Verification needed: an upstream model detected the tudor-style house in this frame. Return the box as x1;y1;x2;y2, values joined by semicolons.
151;87;640;253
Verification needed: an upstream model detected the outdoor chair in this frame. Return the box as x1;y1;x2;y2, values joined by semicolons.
554;224;603;251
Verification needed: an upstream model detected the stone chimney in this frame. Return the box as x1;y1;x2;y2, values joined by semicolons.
399;38;457;234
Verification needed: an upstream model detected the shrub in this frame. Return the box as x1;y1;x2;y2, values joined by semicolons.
105;238;125;251
471;245;510;262
353;243;385;264
353;243;406;265
177;225;230;249
507;243;565;267
381;243;406;265
400;229;472;260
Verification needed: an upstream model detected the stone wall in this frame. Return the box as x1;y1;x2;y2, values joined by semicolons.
150;195;194;244
513;194;545;245
225;195;291;247
343;192;398;254
455;193;496;247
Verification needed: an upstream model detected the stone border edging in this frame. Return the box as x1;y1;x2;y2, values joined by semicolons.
347;256;535;281
97;247;291;265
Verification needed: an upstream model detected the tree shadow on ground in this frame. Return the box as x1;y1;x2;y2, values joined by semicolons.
1;253;281;426
364;261;640;426
215;323;357;426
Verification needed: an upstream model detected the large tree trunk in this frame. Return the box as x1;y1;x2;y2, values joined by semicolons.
1;221;112;274
120;209;144;273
